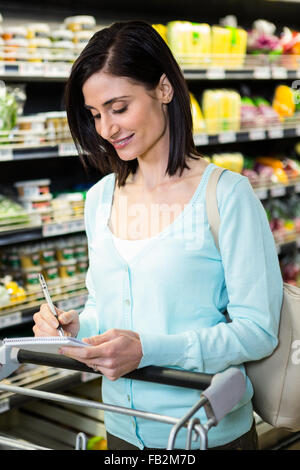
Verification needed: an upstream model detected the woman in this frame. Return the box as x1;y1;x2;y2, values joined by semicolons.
33;20;283;450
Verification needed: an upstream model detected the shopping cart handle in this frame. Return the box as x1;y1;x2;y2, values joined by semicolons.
16;349;213;391
202;367;246;424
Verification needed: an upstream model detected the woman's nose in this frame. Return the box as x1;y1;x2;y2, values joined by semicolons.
96;116;119;141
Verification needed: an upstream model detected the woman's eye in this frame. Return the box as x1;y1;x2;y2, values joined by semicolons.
113;106;128;114
93;114;101;120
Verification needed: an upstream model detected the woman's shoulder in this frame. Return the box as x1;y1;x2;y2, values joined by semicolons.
216;165;251;200
85;172;115;204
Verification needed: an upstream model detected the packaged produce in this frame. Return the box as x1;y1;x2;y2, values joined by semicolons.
189;23;211;66
211;26;231;66
0;194;30;226
272;85;296;121
247;19;283;56
14;179;51;199
87;436;108;451
167;21;194;60
0;81;18;133
211;152;244;173
4;276;26;303
255;157;289;183
190;92;206;133
64;15;96;32
0;284;10;307
252;97;281;126
202;89;241;134
219;15;248;67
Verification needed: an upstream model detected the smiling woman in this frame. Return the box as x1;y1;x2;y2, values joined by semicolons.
64;20;201;187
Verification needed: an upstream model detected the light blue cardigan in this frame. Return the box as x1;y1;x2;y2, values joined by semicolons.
77;163;283;449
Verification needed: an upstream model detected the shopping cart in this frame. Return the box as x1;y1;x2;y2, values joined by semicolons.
0;344;246;450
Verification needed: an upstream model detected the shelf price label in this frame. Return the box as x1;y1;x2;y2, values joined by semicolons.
42;219;85;237
268;127;284;139
0;148;13;161
57;294;88;312
249;129;266;141
272;67;288;79
254;67;271;79
0;311;22;329
270;186;286;197
206;68;225;80
58;142;77;156
255;188;268;200
44;62;71;77
19;62;44;76
194;134;209;146
218;131;236;143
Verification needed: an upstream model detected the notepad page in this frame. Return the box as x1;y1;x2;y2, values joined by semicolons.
2;336;88;355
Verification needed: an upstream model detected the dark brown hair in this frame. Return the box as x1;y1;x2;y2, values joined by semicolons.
65;20;201;187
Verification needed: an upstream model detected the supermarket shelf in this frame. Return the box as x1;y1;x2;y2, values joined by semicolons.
0;217;85;246
0;59;299;82
194;125;300;146
0;284;88;330
184;66;300;80
1;126;300;162
0;142;77;162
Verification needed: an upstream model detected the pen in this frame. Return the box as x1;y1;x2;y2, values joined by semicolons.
38;273;64;337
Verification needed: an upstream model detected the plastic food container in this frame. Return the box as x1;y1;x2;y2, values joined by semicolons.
28;37;52;62
64;15;96;32
42;265;59;284
19;246;41;269
26;23;50;39
4;38;29;61
16;115;46;144
14;179;51;199
40;246;57;266
50;39;74;62
23;268;41;292
2;26;27;40
58;260;77;281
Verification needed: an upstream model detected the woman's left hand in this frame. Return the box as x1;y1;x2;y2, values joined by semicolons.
59;328;143;381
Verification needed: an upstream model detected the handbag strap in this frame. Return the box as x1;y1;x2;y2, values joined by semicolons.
205;166;226;252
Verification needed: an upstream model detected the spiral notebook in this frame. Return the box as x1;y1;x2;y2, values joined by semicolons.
2;336;88;355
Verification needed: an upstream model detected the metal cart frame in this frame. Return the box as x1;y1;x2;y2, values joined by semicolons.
0;346;246;450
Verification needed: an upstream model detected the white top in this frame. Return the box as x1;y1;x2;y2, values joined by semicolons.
111;233;154;263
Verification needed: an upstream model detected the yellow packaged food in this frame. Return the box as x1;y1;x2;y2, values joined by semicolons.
190;92;206;133
202;90;222;134
212;152;244;173
189;23;211;67
272;85;296;120
226;27;247;68
167;21;192;63
211;26;231;67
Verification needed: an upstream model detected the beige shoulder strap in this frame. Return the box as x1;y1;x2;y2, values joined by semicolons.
205;166;226;252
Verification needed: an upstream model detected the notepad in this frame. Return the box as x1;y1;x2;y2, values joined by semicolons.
2;336;88;355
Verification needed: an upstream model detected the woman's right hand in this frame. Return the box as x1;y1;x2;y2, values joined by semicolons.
33;303;80;338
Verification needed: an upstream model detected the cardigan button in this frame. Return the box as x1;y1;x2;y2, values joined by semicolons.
125;299;130;306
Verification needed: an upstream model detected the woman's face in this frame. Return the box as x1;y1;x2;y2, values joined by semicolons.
82;71;172;161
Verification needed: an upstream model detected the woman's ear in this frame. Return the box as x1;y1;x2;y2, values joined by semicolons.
157;73;174;104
